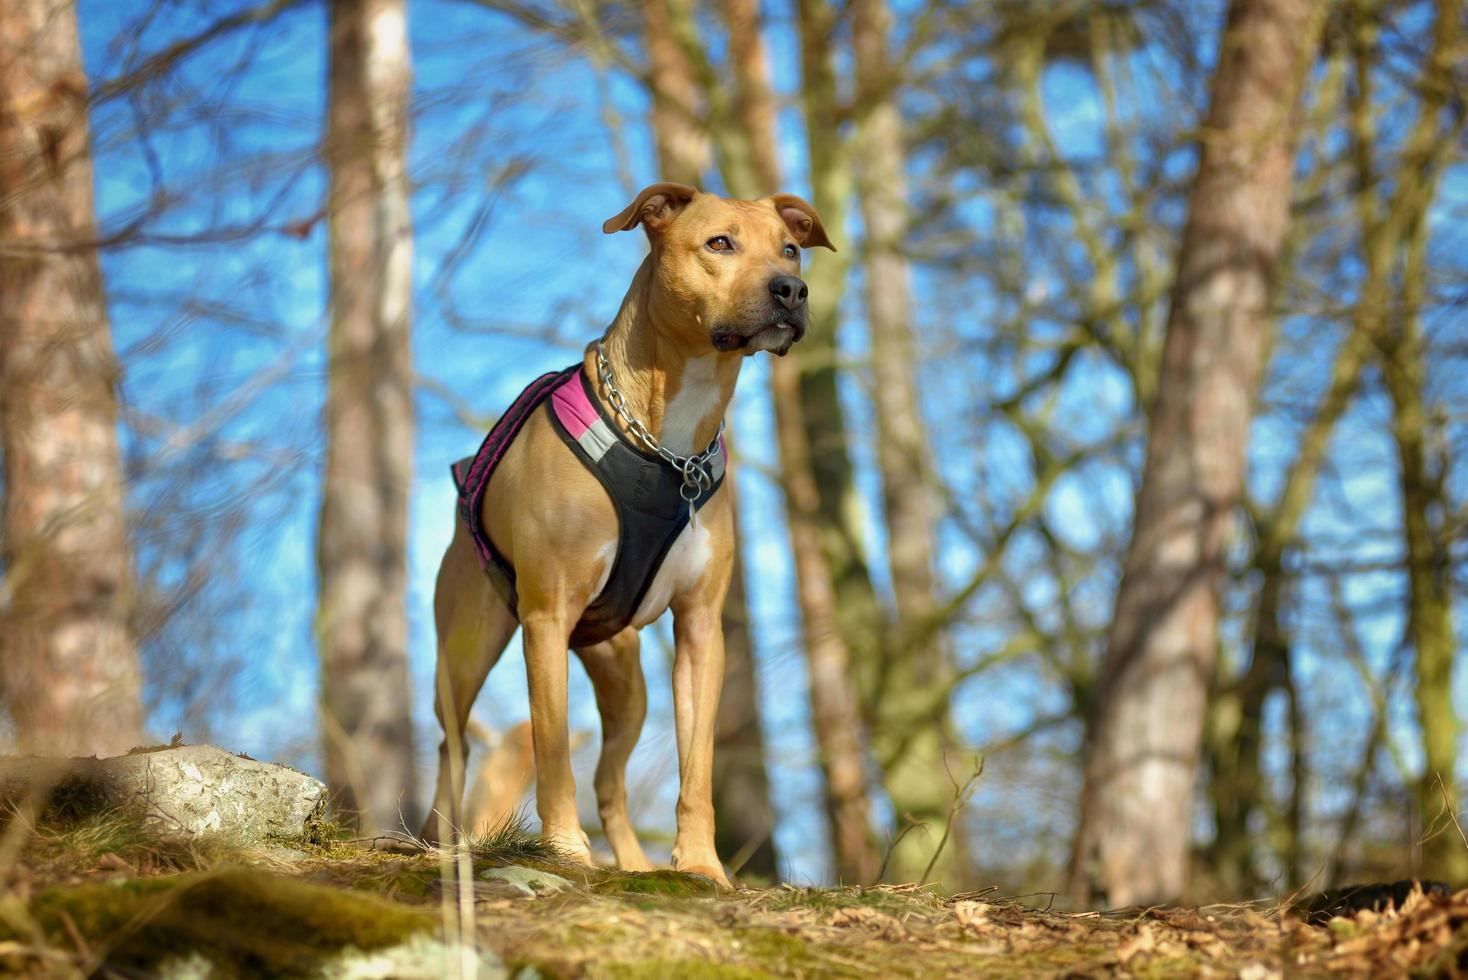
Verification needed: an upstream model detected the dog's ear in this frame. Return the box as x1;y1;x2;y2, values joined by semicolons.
603;182;698;236
770;193;836;252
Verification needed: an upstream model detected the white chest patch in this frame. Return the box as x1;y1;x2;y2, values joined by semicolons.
660;355;721;456
590;539;618;598
629;518;712;629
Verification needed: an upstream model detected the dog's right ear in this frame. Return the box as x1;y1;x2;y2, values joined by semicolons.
602;182;698;236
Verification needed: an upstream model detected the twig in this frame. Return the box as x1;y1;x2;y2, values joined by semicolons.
920;756;985;887
1433;772;1468;852
871;815;926;886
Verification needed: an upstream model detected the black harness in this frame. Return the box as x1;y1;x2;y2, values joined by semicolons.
451;364;726;647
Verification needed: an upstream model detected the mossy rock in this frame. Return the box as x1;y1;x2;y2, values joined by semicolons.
16;867;432;975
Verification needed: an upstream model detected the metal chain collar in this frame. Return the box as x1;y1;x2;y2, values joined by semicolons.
595;341;724;511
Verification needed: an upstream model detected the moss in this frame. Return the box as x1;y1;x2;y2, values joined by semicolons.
262;809;358;861
594;958;775;979
593;869;721;898
17;867;431;975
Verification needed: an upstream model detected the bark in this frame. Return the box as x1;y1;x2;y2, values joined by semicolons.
317;0;419;834
642;2;779;880
850;0;959;886
719;0;780;197
1070;0;1324;906
793;0;885;677
712;446;779;881
772;359;881;884
0;0;144;757
644;0;709;185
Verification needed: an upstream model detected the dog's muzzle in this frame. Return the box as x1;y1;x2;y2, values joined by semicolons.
711;275;810;356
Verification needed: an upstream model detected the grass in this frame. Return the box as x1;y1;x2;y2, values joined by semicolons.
0;804;1462;977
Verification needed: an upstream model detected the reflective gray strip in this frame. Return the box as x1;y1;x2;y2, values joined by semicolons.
577;418;618;462
710;448;726;482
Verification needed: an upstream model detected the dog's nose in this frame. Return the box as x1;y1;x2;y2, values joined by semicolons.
768;275;808;311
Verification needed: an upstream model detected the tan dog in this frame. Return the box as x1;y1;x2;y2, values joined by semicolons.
425;183;833;886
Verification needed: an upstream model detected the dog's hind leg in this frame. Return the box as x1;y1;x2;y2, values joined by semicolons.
574;628;653;871
423;524;519;845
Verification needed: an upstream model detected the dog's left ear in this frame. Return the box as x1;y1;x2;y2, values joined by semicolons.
770;193;836;252
603;182;698;236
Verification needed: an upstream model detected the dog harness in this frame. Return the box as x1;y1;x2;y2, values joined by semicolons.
451;363;727;647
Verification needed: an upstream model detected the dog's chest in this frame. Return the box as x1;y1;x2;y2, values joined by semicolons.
627;518;713;628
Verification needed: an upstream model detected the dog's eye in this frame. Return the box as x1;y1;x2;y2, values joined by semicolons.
706;236;733;252
783;243;799;260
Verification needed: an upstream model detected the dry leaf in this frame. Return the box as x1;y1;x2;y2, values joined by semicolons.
952;900;991;930
1116;923;1157;964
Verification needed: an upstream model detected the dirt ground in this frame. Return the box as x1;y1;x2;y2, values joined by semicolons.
1;811;1465;978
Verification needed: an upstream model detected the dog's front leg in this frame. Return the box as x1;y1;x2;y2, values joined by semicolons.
668;602;732;887
522;610;594;863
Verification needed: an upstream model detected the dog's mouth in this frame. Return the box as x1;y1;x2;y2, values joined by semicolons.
710;318;806;357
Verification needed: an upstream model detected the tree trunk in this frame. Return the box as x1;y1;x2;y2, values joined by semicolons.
1209;317;1373;894
710;479;779;881
772;359;880;884
644;0;709;186
317;0;419;835
793;0;885;678
719;0;780;197
1070;0;1324;906
0;0;144;757
850;0;960;886
1386;206;1464;885
1375;0;1464;888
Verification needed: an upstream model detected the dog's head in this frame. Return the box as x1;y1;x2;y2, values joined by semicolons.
603;183;835;356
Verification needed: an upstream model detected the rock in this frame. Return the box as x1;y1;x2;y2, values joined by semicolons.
0;744;326;843
319;933;508;980
154;934;510;980
478;865;574;896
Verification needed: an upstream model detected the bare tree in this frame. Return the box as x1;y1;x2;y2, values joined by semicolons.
1365;0;1464;885
850;0;961;885
317;0;419;833
644;0;709;187
0;0;144;757
1071;0;1326;906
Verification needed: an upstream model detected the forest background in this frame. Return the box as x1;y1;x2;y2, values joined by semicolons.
1;0;1464;908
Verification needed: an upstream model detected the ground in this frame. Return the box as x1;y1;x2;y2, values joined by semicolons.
0;808;1464;978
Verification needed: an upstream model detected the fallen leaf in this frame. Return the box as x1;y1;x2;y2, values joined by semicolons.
1116;923;1157;964
952;900;990;930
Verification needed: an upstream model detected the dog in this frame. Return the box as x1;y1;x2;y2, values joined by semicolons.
424;183;833;886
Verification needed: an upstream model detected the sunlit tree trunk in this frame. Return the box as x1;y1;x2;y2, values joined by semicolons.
850;0;959;886
0;0;144;757
793;0;885;669
317;0;419;834
772;362;880;883
643;0;780;880
1070;0;1325;906
719;0;780;197
644;0;709;186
